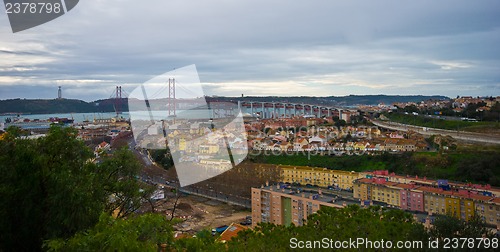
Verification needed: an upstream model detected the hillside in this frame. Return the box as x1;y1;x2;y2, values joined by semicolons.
0;95;448;114
214;94;449;106
0;98;127;114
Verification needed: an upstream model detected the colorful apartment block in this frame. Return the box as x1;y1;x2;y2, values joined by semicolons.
355;178;500;226
353;178;401;207
396;184;424;212
335;170;360;190
251;185;344;227
420;187;447;215
486;198;500;228
280;165;360;190
280;165;334;187
278;167;500;227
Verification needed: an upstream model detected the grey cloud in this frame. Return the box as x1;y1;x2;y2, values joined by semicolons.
0;0;499;100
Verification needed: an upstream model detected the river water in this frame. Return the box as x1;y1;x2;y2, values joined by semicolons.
0;109;235;124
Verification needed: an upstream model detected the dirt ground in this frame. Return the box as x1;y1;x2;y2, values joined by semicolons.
140;194;250;234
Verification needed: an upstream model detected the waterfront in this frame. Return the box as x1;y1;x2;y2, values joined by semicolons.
0;109;218;124
0;112;129;124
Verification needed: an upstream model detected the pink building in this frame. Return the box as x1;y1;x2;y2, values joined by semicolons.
398;184;424;212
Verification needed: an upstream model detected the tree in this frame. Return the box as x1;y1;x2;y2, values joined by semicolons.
335;119;347;128
0;126;103;251
98;147;155;218
0;126;153;251
228;205;428;251
151;149;174;170
429;212;495;241
46;213;174;252
171;230;225;251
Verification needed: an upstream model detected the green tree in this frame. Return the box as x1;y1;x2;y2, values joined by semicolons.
228;205;428;252
0;126;153;251
151;149;174;169
0;126;102;251
98;147;154;218
46;213;174;252
227;223;297;252
172;230;225;251
429;212;494;240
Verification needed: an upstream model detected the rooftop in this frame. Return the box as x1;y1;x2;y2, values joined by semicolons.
219;223;248;243
259;184;359;208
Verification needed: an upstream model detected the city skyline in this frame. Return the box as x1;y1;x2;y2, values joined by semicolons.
1;0;500;101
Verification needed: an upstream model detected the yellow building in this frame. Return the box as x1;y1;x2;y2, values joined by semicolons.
280;165;334;187
353;178;400;207
178;138;186;151
420;187;482;222
280;165;361;190
372;182;401;207
354;175;500;226
354;181;369;201
334;170;361;190
420;187;447;215
445;197;461;219
460;198;475;222
199;144;220;154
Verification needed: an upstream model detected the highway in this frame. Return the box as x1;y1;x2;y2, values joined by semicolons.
370;119;500;144
126;135;252;208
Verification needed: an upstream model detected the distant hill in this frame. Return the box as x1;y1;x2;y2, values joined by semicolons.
0;95;448;114
213;95;449;106
0;98;126;114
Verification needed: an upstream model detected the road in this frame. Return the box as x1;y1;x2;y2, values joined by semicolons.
126;136;251;208
370;119;500;144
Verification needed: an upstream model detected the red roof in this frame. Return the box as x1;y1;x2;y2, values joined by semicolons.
393;183;418;190
417;186;444;194
219;223;248;242
357;178;374;184
466;194;493;202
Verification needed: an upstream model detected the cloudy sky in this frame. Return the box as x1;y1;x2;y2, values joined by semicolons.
0;0;499;101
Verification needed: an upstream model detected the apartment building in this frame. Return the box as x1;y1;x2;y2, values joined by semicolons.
420;187;448;215
481;198;500;227
335;170;361;190
354;178;500;226
251;185;345;227
396;183;424;212
353;178;401;207
280;165;361;190
280;165;334;187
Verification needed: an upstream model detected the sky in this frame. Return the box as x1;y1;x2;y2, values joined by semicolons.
0;0;499;101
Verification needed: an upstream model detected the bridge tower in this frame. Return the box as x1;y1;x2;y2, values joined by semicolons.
113;86;123;115
168;78;176;117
